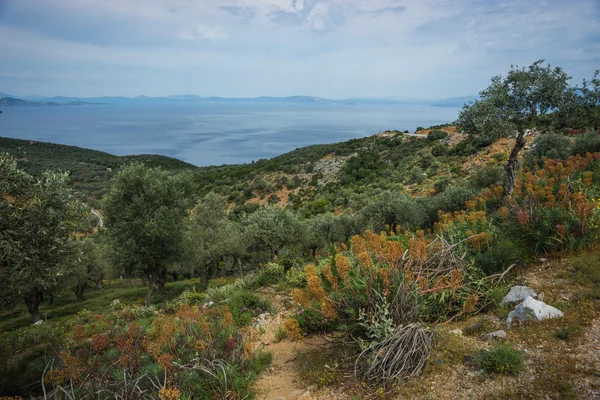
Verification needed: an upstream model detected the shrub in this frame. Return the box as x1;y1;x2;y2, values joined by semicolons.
498;154;600;255
294;307;338;334
474;342;524;375
431;143;448;156
408;166;426;184
554;326;582;341
470;164;506;189
256;263;285;286
286;266;307;287
355;323;433;390
474;239;524;275
421;185;476;224
228;290;271;326
572;130;600;156
427;130;448;142
433;176;451;193
525;133;572;169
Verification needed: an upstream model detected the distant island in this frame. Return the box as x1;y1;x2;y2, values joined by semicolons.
0;92;476;107
0;97;108;107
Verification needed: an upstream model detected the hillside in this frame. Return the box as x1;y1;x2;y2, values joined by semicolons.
0;136;197;200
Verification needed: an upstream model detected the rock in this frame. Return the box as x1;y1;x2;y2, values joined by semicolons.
288;389;306;399
109;299;120;307
539;258;548;263
297;392;311;400
506;296;563;329
34;319;44;326
482;330;507;341
450;328;463;336
500;286;537;306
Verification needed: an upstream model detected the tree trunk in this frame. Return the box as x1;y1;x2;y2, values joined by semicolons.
145;278;155;306
505;130;527;195
72;284;86;301
24;287;44;324
157;268;167;294
47;291;54;306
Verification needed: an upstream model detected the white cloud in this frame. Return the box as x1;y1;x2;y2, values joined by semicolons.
178;24;228;41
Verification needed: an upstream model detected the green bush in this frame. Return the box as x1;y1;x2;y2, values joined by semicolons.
294;307;338;335
408;166;426;184
554;326;582;341
286;266;307;287
228;290;271;326
431;143;448;156
427;130;449;141
525;133;572;169
434;176;451;193
474;342;525;375
572;130;600;156
256;263;285;286
474;239;524;275
470;164;506;189
421;185;476;224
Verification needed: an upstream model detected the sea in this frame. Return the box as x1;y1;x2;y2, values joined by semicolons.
0;103;460;167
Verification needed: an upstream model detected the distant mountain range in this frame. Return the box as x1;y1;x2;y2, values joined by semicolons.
0;93;476;107
430;96;477;107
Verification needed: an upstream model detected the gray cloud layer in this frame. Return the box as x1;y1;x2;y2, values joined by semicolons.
0;0;598;98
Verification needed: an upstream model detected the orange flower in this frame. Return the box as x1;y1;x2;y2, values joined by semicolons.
335;254;350;282
357;251;373;270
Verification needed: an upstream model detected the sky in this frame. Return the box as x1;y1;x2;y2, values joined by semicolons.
0;0;599;99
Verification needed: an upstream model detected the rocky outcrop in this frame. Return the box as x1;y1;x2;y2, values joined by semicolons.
506;296;563;329
500;286;537;306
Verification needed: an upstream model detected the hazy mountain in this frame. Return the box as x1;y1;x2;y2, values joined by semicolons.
430;96;477;107
1;93;473;107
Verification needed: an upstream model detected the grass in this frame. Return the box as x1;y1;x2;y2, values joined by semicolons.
473;342;525;375
0;276;236;332
274;326;288;342
554;325;582;341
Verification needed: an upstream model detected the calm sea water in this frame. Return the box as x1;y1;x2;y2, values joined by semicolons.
0;103;460;166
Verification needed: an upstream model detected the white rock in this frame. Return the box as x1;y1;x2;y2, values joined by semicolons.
109;299;120;307
500;286;537;306
506;296;563;329
34;319;44;325
482;330;507;340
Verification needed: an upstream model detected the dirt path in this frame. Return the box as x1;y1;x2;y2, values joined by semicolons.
251;287;329;400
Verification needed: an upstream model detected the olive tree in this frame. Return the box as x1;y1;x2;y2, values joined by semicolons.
244;206;304;262
0;154;84;323
63;237;108;301
103;163;194;305
457;60;571;194
362;191;425;232
183;193;239;290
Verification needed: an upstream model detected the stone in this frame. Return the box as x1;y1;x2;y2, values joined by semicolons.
34;319;44;326
297;392;311;400
506;296;563;329
539;258;548;263
482;330;507;341
109;299;120;307
500;286;537;306
450;328;463;336
288;389;306;399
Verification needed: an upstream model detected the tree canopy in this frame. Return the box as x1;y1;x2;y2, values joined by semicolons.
0;154;84;322
103;163;195;304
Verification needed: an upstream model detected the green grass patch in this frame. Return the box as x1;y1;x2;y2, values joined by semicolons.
474;342;525;375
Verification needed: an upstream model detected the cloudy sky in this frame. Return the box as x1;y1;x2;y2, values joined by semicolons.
0;0;599;99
